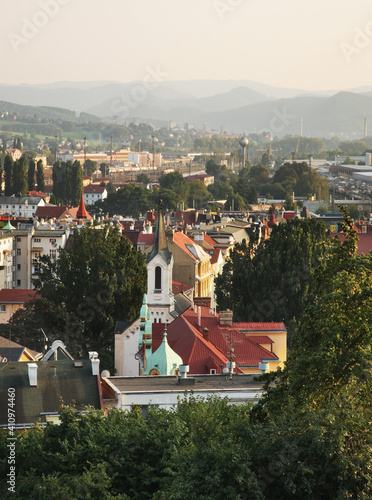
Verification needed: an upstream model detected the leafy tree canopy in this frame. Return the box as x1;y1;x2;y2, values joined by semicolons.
14;226;147;368
215;218;332;329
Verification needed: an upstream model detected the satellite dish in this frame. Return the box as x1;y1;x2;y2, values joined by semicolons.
101;370;110;378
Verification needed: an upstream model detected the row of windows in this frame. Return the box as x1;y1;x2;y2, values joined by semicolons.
2;205;36;209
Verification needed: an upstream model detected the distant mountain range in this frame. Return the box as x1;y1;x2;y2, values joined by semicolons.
1;80;372;137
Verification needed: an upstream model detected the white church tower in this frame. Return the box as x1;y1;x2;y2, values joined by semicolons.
146;201;175;324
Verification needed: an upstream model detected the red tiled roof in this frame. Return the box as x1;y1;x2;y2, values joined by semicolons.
84;185;107;194
138;233;154;243
172;281;193;295
203;233;218;246
283;211;295;220
182;307;280;367
34;206;71;219
189;316;278;367
151;317;242;375
0;289;38;303
122;232;139;246
208;247;221;265
28;191;48;198
331;232;372;254
172;231;210;261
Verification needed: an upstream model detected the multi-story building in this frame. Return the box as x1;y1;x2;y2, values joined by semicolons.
0;225;70;289
0;232;14;289
83;185;108;206
0;196;45;218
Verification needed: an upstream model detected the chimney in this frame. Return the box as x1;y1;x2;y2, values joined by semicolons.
259;362;269;374
193;297;211;308
165;226;174;241
219;309;233;326
28;363;38;387
179;364;189;378
202;327;209;341
89;352;100;376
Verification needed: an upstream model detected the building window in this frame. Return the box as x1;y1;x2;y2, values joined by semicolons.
16;249;21;256
155;266;161;290
16;280;21;287
0;305;5;312
17;238;21;242
49;239;56;244
17;264;21;270
34;238;41;243
49;249;57;261
210;369;217;375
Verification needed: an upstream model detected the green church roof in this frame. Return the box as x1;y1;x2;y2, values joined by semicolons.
143;326;183;376
3;219;16;231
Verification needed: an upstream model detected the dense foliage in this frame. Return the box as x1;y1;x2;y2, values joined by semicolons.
7;226;147;368
215;218;332;330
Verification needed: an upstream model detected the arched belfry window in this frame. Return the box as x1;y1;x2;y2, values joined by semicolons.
155;266;162;290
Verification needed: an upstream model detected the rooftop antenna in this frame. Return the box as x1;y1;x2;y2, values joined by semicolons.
40;328;48;351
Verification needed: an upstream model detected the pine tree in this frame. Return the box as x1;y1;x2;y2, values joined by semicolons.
4;154;13;196
28;159;36;192
52;160;63;203
36;160;45;192
13;156;28;196
0;156;3;195
71;160;83;206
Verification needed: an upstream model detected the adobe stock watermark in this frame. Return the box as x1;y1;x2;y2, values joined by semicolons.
8;0;72;54
268;106;296;136
110;65;169;121
213;0;245;20
340;15;372;63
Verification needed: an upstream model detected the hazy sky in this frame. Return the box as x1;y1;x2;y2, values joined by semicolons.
1;0;372;90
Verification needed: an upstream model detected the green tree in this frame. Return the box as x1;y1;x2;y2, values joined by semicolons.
99;162;109;177
346;203;360;220
27;159;36;192
97;184;151;218
36;159;45;192
12;156;28;196
71;160;83;205
0;155;3;195
52;160;64;202
4;154;13;196
84;158;97;176
248;164;270;185
136;173;150;184
5;298;85;358
251;208;372;499
186;180;212;209
32;226;147;366
215;218;331;326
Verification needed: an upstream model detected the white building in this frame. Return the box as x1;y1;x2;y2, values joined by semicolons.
83;185;108;206
0;197;45;218
101;374;264;412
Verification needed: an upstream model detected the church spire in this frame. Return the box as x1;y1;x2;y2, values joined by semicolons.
76;191;88;219
147;199;172;264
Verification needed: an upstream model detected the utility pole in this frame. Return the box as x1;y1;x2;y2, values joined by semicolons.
110;134;113;168
83;136;87;174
